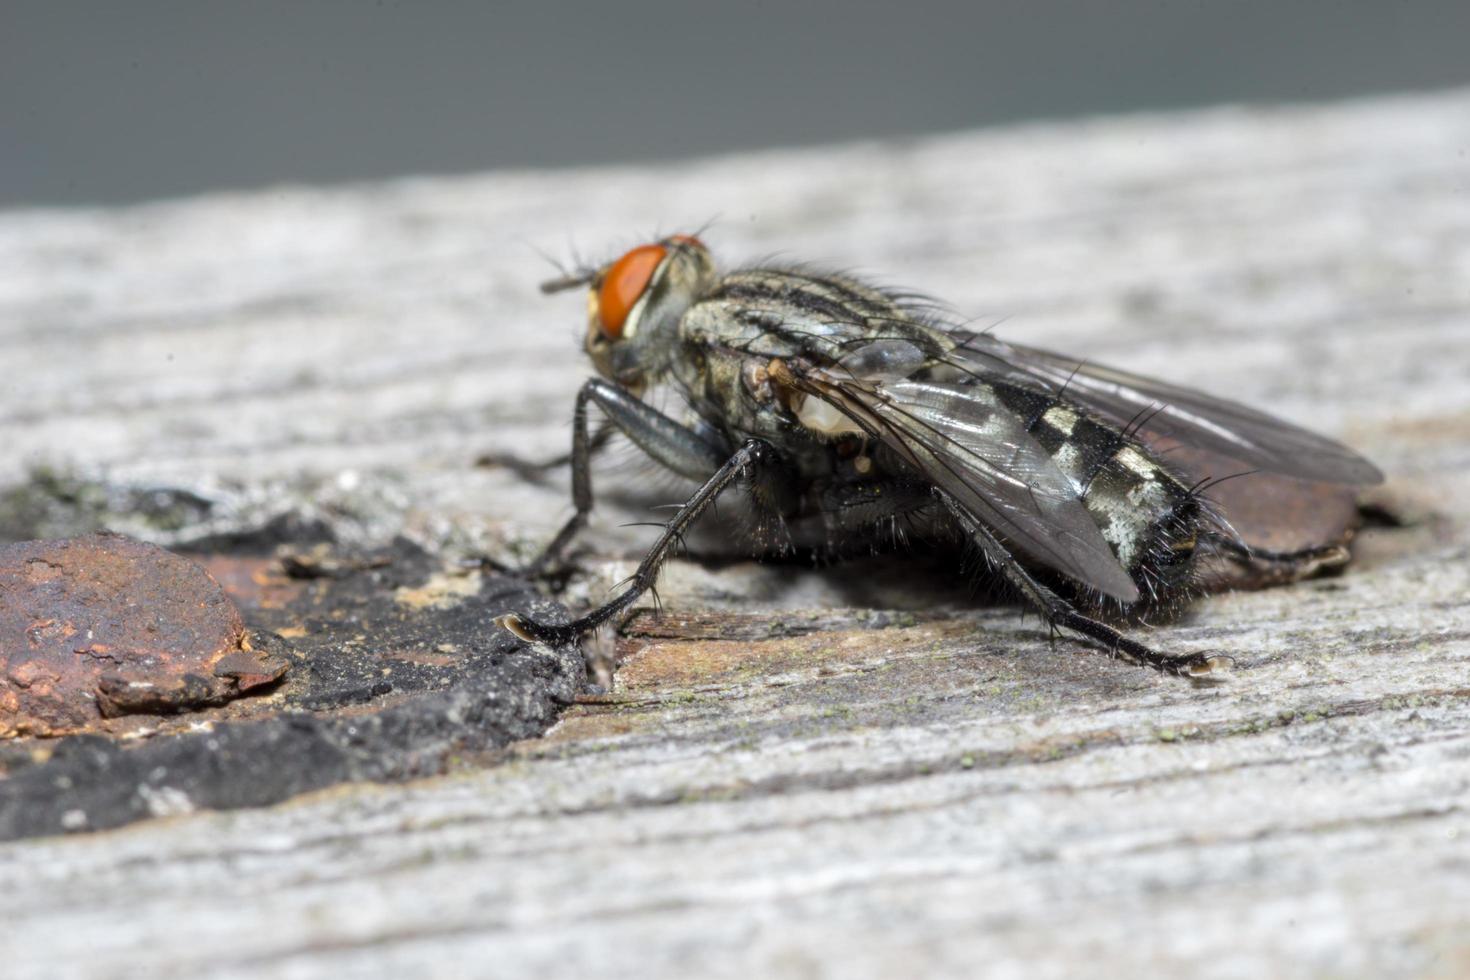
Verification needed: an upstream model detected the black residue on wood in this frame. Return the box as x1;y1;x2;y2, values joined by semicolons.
0;539;580;841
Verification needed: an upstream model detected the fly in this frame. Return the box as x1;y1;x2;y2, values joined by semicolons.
495;235;1383;679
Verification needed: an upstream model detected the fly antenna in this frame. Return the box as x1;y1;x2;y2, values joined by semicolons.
519;237;596;294
539;270;595;294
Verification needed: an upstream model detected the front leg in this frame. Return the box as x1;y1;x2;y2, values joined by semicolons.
527;378;727;575
499;438;776;646
477;419;614;485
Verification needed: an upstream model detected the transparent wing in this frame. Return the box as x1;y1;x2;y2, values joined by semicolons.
798;366;1141;602
948;333;1383;486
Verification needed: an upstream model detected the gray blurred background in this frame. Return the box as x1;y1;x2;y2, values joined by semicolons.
4;0;1469;208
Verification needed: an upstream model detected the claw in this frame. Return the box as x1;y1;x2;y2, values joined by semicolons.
1180;652;1235;681
494;613;537;642
495;612;582;648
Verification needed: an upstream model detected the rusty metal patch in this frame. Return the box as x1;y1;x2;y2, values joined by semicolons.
0;536;579;841
1;533;287;737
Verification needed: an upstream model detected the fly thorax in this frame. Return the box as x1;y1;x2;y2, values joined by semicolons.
667;344;765;442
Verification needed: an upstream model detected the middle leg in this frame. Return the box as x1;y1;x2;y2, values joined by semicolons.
498;438;779;647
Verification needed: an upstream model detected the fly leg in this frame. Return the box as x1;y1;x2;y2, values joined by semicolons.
525;378;727;576
936;490;1228;678
499;438;777;647
478;420;614;484
816;479;950;557
1200;531;1350;584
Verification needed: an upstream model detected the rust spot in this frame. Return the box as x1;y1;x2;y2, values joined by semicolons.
277;544;392;579
0;533;288;738
197;554;307;610
384;648;460;667
617;621;955;690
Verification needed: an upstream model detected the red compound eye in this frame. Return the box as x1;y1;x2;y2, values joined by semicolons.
597;244;667;339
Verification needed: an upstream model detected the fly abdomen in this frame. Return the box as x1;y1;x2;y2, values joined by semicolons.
1080;436;1204;603
995;383;1203;602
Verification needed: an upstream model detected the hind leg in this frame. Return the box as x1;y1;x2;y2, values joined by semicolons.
1199;531;1351;588
936;490;1228;678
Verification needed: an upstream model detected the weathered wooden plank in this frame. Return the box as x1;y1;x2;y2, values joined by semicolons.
2;89;1469;978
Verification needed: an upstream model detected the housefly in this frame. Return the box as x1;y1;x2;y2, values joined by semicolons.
496;235;1383;678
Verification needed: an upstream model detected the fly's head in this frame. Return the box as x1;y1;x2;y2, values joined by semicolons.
542;235;716;389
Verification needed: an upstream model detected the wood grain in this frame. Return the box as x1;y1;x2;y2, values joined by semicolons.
2;89;1469;979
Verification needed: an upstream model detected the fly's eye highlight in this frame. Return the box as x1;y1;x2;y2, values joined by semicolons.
597;243;667;340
